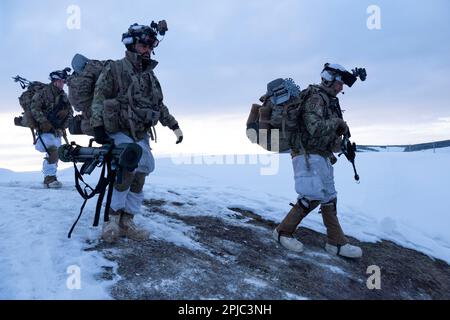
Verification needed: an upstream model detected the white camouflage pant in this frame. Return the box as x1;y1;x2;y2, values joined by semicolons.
108;132;155;216
35;133;61;177
293;154;337;204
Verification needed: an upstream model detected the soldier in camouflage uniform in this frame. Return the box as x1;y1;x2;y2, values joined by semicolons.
273;64;363;259
30;68;73;189
90;23;183;243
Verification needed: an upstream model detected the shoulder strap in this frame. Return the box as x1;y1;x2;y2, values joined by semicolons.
117;59;141;142
318;91;329;106
110;61;124;95
312;85;330;106
111;58;140;98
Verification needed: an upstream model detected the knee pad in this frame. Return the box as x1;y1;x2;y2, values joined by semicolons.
130;172;147;193
114;170;135;192
296;198;320;213
297;198;311;211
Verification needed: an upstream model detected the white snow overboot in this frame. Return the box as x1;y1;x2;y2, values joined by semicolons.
272;229;304;253
120;212;149;241
102;211;121;244
325;243;363;259
44;176;62;189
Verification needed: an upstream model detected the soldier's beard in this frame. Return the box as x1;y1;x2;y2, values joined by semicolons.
321;81;338;97
141;54;151;69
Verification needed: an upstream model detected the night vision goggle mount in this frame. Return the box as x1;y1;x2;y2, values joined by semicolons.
123;20;168;48
323;63;367;87
150;20;168;37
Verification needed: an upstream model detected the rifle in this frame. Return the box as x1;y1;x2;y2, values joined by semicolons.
58;140;143;238
339;130;360;182
332;99;360;182
12;75;32;89
46;96;69;130
12;76;38;144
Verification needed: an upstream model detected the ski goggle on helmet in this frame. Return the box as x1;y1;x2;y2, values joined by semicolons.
321;63;367;87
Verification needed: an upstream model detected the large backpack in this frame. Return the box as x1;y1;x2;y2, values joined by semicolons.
246;78;313;153
13;76;47;129
67;54;111;136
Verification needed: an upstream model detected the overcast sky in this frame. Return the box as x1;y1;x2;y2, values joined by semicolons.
1;0;450;170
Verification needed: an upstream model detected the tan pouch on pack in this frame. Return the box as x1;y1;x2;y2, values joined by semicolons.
247;104;261;127
259;105;272;130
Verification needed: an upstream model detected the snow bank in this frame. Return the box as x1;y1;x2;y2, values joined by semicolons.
0;170;115;299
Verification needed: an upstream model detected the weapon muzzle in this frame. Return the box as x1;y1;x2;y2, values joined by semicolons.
58;144;77;163
117;143;142;171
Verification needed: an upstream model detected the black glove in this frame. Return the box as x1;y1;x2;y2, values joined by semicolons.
93;126;112;145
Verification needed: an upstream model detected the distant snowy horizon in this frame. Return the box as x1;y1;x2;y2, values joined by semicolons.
1;109;450;172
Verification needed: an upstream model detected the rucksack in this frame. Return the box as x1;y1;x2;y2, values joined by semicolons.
246;78;311;153
13;76;46;129
67;54;112;136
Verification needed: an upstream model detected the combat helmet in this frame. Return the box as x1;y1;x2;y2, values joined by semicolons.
122;21;168;52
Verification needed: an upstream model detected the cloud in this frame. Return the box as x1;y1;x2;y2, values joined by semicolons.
1;0;449;147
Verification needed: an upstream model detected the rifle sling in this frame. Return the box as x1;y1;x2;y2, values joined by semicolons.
93;159;117;227
31;129;37;145
104;167;117;223
37;134;50;155
68;150;116;237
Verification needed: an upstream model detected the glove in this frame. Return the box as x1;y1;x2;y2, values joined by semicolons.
93;126;112;145
329;154;338;165
40;121;53;132
173;128;183;144
336;119;348;136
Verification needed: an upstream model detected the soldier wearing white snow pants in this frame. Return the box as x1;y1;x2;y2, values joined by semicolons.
30;69;73;189
108;131;155;227
90;22;183;243
34;133;62;186
273;64;363;259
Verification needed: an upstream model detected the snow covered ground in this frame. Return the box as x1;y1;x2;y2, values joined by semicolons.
160;148;450;265
0;148;449;299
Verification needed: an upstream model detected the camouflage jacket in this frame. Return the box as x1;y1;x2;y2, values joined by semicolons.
90;50;179;139
29;83;73;130
294;84;344;159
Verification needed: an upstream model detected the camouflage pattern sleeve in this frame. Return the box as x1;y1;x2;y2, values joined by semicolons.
62;94;74;129
302;94;340;143
90;64;115;128
150;72;179;129
158;103;179;129
29;90;48;124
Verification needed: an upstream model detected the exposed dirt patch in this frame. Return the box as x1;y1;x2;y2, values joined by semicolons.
89;199;450;300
